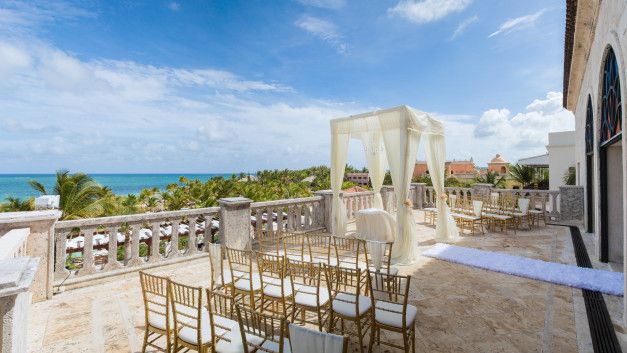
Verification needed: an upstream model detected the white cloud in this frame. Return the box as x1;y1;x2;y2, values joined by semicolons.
451;15;478;39
489;9;546;38
0;1;93;35
388;0;472;25
168;2;181;11
295;0;345;10
295;16;346;54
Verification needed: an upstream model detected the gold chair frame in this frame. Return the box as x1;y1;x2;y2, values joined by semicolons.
226;247;261;309
169;280;211;353
139;271;172;353
235;305;289;353
287;258;330;331
257;253;293;318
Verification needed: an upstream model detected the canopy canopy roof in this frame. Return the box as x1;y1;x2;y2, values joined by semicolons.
329;105;458;264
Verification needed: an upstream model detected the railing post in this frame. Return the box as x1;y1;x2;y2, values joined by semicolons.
314;190;334;233
0;257;39;353
559;186;584;221
219;197;253;250
411;183;426;209
0;210;61;302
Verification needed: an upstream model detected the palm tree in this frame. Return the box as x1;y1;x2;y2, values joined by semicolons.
475;171;506;188
28;170;109;220
508;164;536;188
1;197;35;212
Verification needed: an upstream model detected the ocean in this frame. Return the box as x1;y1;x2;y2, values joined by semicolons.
0;174;241;200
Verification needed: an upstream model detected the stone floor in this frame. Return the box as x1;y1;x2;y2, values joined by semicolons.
27;210;624;352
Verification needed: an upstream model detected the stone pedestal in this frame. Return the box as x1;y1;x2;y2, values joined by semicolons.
411;183;426;209
218;197;253;250
313;190;334;233
0;257;39;353
0;211;61;302
472;183;493;198
560;185;584;221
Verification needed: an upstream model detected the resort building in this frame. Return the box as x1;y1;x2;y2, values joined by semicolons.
563;0;627;322
517;131;576;191
345;172;370;186
413;159;477;180
487;154;509;175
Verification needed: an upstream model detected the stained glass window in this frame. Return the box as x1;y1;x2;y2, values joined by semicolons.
585;96;593;154
600;48;622;144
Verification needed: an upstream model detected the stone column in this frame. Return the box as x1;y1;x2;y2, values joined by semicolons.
218;197;253;250
559;185;584;221
0;211;61;302
472;183;493;198
0;257;39;353
313;190;334;233
411;183;426;209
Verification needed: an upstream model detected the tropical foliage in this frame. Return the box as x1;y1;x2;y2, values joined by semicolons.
0;197;35;212
563;166;576;185
508;164;537;188
475;171;506;188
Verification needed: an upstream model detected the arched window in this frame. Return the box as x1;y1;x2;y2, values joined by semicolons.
600;47;622;144
500;166;507;174
585;96;594;154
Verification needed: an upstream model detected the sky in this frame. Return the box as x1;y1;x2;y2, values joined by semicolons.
0;0;574;173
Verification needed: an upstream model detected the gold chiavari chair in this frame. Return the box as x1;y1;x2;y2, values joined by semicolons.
365;241;398;275
282;233;308;262
325;265;372;353
306;233;333;265
205;288;240;351
139;271;172;353
257;253;293;318
287;258;330;331
235;305;290;353
529;194;548;227
208;243;233;293
169;280;212;353
332;236;368;270
226;247;262;309
368;271;416;353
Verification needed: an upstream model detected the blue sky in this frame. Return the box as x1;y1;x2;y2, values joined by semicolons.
0;0;574;173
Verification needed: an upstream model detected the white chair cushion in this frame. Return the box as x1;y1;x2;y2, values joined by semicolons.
234;273;261;292
148;313;168;330
178;310;222;345
332;293;371;317
260;338;291;353
369;266;398;275
262;277;293;298
215;268;233;286
374;301;417;328
294;285;329;307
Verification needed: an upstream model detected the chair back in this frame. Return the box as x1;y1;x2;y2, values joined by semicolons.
207;243;227;288
207;288;234;320
235;305;288;353
472;200;483;217
287;258;326;303
169;280;205;346
206;288;237;348
369;271;411;328
282;234;305;261
226;247;256;291
258;253;289;296
288;324;348;353
257;236;283;256
325;265;370;317
139;271;170;331
332;236;368;269
306;233;332;264
365;241;392;273
518;198;530;214
449;194;457;210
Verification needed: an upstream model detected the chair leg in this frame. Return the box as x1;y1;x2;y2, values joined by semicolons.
368;324;375;353
356;319;364;353
141;329;148;353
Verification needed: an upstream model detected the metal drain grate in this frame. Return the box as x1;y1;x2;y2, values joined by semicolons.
569;226;622;353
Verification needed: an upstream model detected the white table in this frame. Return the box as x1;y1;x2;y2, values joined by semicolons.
355;208;396;271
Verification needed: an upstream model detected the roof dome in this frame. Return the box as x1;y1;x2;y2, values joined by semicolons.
490;154;507;163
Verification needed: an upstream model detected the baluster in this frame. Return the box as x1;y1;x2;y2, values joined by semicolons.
149;221;161;262
127;224;143;266
296;203;303;230
54;229;70;279
169;219;181;258
188;216;198;254
287;205;295;231
551;192;558;216
77;227;97;276
277;207;285;237
255;208;263;239
304;203;311;229
104;226;122;271
266;207;275;238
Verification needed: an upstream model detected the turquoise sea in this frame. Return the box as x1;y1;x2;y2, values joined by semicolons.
0;174;242;200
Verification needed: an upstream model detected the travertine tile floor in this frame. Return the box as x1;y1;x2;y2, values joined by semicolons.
28;211;623;352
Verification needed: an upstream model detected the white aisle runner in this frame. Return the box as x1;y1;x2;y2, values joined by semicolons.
423;243;624;296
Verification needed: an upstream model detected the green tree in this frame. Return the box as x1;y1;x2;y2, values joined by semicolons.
28;170;109;220
563;166;576;185
508;164;536;188
0;197;35;212
475;171;506;188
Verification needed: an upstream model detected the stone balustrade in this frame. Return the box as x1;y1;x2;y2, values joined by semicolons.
53;207;219;289
250;196;325;239
0;228;30;260
343;191;375;219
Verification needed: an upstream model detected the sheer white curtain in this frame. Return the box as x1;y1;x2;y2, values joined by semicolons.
359;131;386;209
424;133;459;242
379;110;421;264
330;130;350;235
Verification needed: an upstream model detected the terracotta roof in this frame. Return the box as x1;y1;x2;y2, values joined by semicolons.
563;0;578;108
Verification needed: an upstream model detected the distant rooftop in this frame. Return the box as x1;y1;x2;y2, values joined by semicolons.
517;153;549;167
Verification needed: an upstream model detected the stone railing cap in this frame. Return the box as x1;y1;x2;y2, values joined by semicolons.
0;210;62;225
0;257;39;297
218;197;252;205
313;190;333;195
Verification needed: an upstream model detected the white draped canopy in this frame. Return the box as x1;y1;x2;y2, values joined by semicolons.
330;105;459;264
